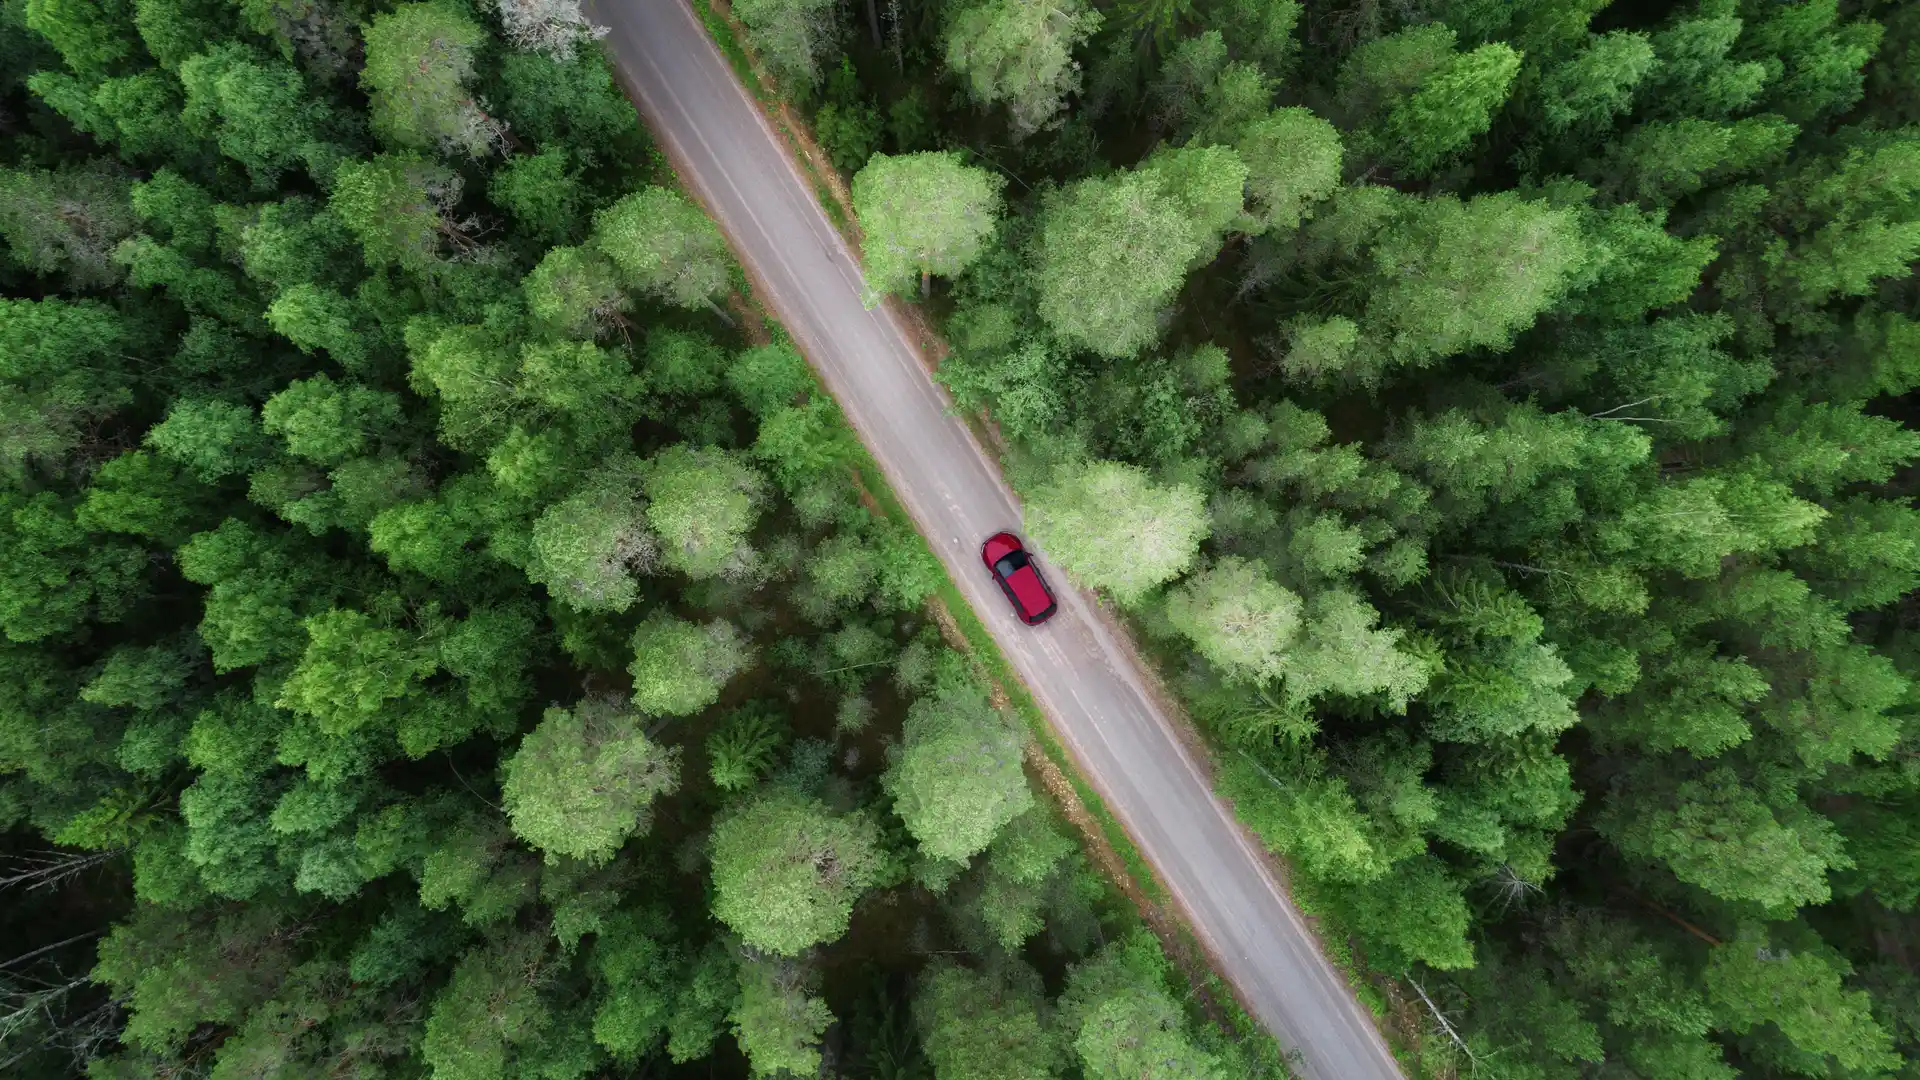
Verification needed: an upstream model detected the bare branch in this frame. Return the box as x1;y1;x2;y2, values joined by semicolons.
0;849;124;892
1588;396;1657;419
0;931;104;973
1409;978;1477;1069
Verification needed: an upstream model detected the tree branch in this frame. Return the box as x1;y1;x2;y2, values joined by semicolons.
1409;978;1477;1068
0;931;104;973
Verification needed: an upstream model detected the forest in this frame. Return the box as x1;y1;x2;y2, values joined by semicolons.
0;1;1282;1079
722;0;1920;1075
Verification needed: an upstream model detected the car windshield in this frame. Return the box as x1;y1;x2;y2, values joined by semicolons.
994;551;1028;577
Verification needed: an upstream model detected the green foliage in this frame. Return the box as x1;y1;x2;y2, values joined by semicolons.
525;474;653;613
266;283;374;371
179;43;342;186
1335;23;1459;124
731;956;833;1077
1310;855;1474;972
1210;0;1300;78
627;611;752;716
490;148;587;245
25;0;136;74
944;0;1103;139
0;296;136;475
971;807;1079;951
1702;925;1900;1074
1600;766;1847;913
1217;754;1387;884
815;60;884;172
0;164;137;289
1164;556;1303;685
882;671;1031;866
707;704;785;791
422;935;554;1080
729;342;815;416
275;607;438;735
643;444;767;580
502;696;681;863
641;327;729;397
1236;108;1342;234
132;0;234;70
1596;114;1801;207
1031;143;1246;359
915;962;1062;1080
497;49;641;151
1354;191;1588;378
1373;42;1521;176
330;153;460;272
1538;30;1657;133
360;0;502;158
1058;934;1224;1080
709;788;885;955
591;187;734;312
731;0;836;88
853;152;1005;298
1026;460;1208;606
523;244;627;339
11;1;1920;1078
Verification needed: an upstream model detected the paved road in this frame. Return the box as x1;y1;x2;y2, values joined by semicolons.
586;4;1404;1077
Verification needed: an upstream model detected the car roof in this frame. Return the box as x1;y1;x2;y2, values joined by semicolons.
1003;563;1053;618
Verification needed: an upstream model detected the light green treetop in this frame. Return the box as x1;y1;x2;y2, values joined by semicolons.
852;151;1004;299
944;0;1102;139
642;445;767;582
1035;154;1243;357
1236;107;1343;234
501;695;681;864
1026;460;1209;606
882;674;1032;866
361;1;505;158
731;956;834;1078
709;788;885;955
1358;191;1587;375
1164;556;1305;685
627;611;753;717
591;187;734;313
1703;924;1900;1074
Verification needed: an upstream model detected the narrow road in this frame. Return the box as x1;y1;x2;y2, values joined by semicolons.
585;4;1404;1077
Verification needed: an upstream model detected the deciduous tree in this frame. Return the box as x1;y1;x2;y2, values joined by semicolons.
883;673;1031;866
708;788;884;955
731;956;833;1078
501;696;680;864
943;0;1102;139
915;962;1061;1080
852;152;1004;298
1356;191;1587;377
627;612;752;716
1235;108;1342;234
643;445;767;581
1026;460;1208;606
591;187;734;315
731;0;837;88
361;0;506;158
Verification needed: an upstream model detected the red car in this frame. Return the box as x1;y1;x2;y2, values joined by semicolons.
981;531;1058;625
